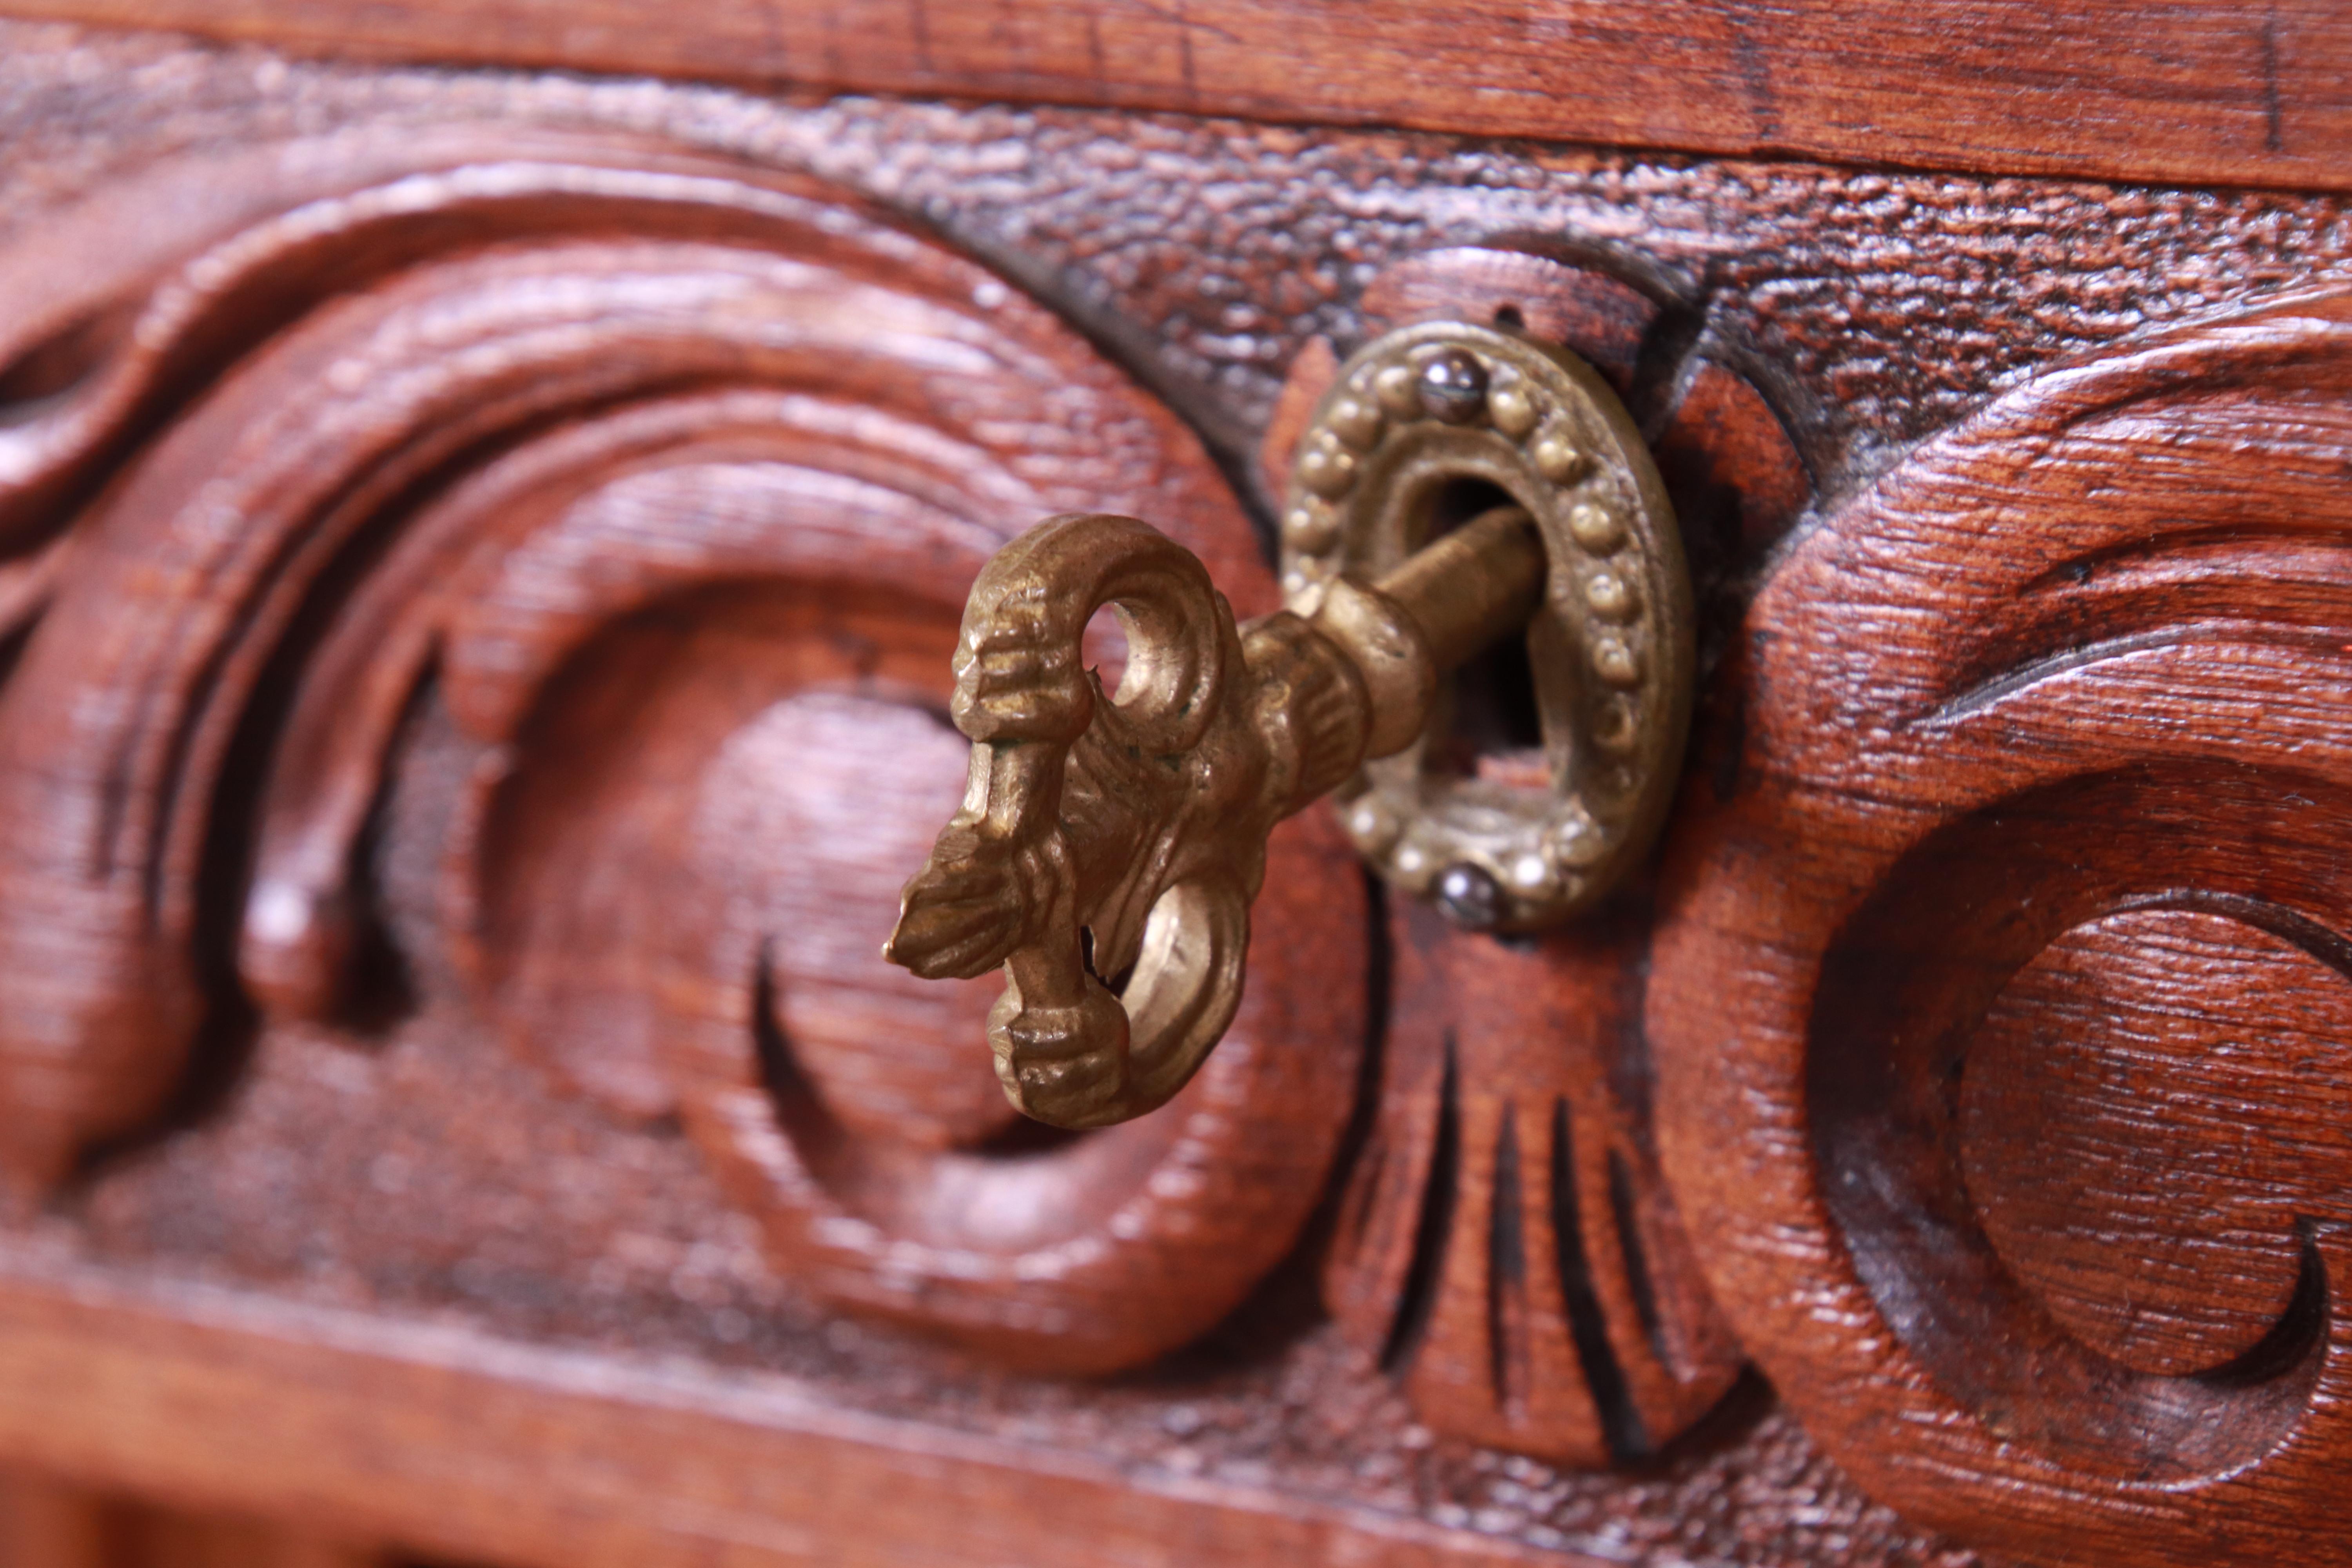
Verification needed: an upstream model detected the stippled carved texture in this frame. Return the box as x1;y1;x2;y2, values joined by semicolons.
2;21;2348;529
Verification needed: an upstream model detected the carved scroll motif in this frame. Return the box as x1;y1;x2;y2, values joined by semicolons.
0;129;1363;1371
1651;288;2352;1563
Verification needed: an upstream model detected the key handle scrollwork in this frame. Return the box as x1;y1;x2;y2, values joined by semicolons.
883;510;1492;1126
882;515;1261;1128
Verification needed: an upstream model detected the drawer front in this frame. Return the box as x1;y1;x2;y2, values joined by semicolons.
0;15;2349;1568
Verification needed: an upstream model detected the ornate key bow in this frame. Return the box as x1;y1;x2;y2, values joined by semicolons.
883;508;1540;1126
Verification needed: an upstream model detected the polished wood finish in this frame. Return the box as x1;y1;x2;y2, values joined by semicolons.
4;11;2352;1568
1327;903;1743;1468
1653;284;2352;1564
0;1260;1579;1568
4;1;2350;195
0;117;1364;1374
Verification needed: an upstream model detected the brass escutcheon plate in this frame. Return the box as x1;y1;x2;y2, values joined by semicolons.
1279;321;1695;929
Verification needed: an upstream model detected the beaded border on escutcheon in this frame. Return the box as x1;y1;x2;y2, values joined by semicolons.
1278;321;1695;930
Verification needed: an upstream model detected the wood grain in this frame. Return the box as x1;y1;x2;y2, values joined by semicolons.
1961;909;2352;1377
9;24;2350;523
7;1;2352;196
0;121;1362;1370
0;1261;1595;1568
1650;283;2352;1564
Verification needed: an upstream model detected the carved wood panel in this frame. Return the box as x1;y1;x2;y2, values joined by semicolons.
0;123;1364;1371
1651;286;2352;1564
13;20;2352;1567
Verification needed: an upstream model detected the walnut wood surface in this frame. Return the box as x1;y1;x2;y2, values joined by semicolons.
0;117;1364;1372
7;18;2352;1568
1651;285;2352;1564
0;1260;1592;1568
9;20;2347;519
1961;909;2344;1377
6;1;2352;197
1326;904;1743;1468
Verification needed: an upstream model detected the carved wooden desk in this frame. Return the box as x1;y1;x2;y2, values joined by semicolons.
0;6;2347;1564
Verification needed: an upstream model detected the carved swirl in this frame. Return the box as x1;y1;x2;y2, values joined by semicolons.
0;128;1364;1371
1650;289;2352;1560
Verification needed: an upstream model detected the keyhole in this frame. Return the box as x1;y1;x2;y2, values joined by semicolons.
1454;625;1544;754
1419;478;1545;769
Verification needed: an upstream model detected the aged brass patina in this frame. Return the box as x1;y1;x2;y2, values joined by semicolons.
886;322;1692;1127
1282;321;1694;929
